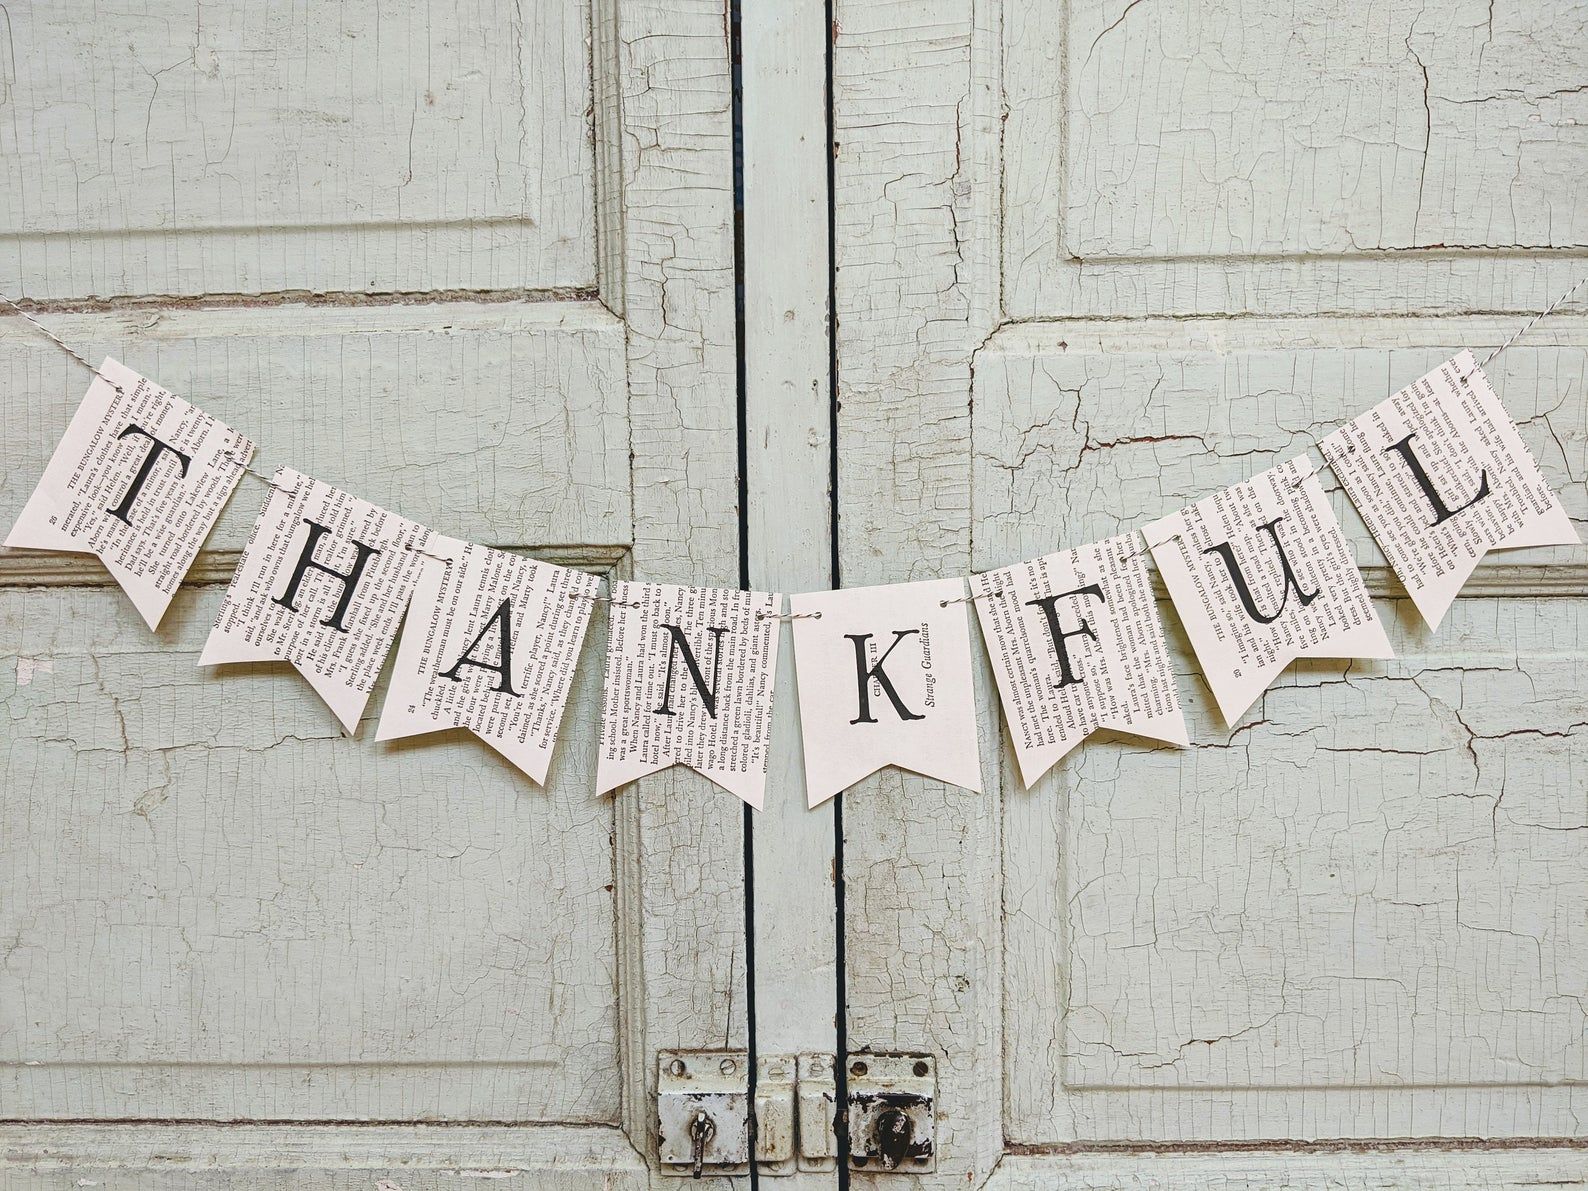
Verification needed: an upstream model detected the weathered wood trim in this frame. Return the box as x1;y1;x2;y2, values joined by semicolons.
984;1145;1588;1190
742;0;841;1182
0;546;632;589
0;1123;648;1189
591;0;628;319
606;0;747;1184
832;0;1005;1186
0;298;624;341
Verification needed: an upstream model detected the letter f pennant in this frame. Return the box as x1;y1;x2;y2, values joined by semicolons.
199;470;430;734
1321;351;1578;630
595;581;782;808
6;358;255;629
789;577;984;807
1145;456;1394;726
972;531;1189;788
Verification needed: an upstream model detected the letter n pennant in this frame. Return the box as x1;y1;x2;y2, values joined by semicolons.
1321;351;1578;630
199;469;429;734
972;531;1189;788
595;581;781;808
375;536;600;784
6;358;254;629
1145;456;1394;726
789;577;983;807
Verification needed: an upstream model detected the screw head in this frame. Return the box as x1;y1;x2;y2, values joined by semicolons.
913;1059;929;1077
668;1058;686;1077
850;1060;868;1076
719;1057;737;1076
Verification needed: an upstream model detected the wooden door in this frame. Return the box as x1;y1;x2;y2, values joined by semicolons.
834;0;1588;1186
0;1;744;1184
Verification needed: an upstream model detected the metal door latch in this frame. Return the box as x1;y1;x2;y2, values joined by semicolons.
846;1053;937;1172
658;1051;750;1178
796;1052;838;1171
754;1054;796;1174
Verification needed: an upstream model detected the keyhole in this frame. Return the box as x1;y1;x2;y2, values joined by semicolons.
874;1106;915;1171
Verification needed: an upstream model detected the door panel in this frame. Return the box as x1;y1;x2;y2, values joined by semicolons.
0;304;632;558
1;1;594;298
1004;0;1588;318
1;0;742;1179
835;0;1587;1183
0;579;615;1122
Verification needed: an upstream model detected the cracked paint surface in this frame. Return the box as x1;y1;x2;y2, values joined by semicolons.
1065;0;1588;257
0;586;619;1121
0;2;596;299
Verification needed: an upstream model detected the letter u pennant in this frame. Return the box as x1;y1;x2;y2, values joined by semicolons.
6;359;254;628
596;582;781;808
1146;456;1394;726
200;469;429;733
1321;351;1578;629
790;578;983;807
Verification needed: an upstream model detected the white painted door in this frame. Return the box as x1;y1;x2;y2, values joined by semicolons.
834;0;1588;1186
0;1;746;1184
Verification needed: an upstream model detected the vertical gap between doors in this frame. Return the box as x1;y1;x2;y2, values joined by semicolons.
733;0;847;1181
727;0;760;1184
825;0;850;1180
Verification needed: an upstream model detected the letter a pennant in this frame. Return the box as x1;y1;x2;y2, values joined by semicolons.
972;531;1188;788
199;469;430;733
790;578;983;807
1145;456;1393;726
1321;351;1578;630
376;536;600;784
595;581;781;807
6;358;255;628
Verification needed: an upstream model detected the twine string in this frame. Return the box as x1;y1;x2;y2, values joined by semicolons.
4;277;1583;606
1469;273;1588;376
0;295;126;396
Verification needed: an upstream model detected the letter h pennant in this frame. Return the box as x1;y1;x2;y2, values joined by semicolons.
6;358;255;629
1321;351;1578;630
595;581;782;808
789;578;983;807
199;469;431;733
1145;456;1394;727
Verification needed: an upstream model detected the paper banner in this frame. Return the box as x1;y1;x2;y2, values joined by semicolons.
595;581;781;807
1321;350;1578;630
1145;456;1394;725
789;577;982;807
199;469;429;733
6;358;255;628
376;537;599;783
972;531;1188;786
